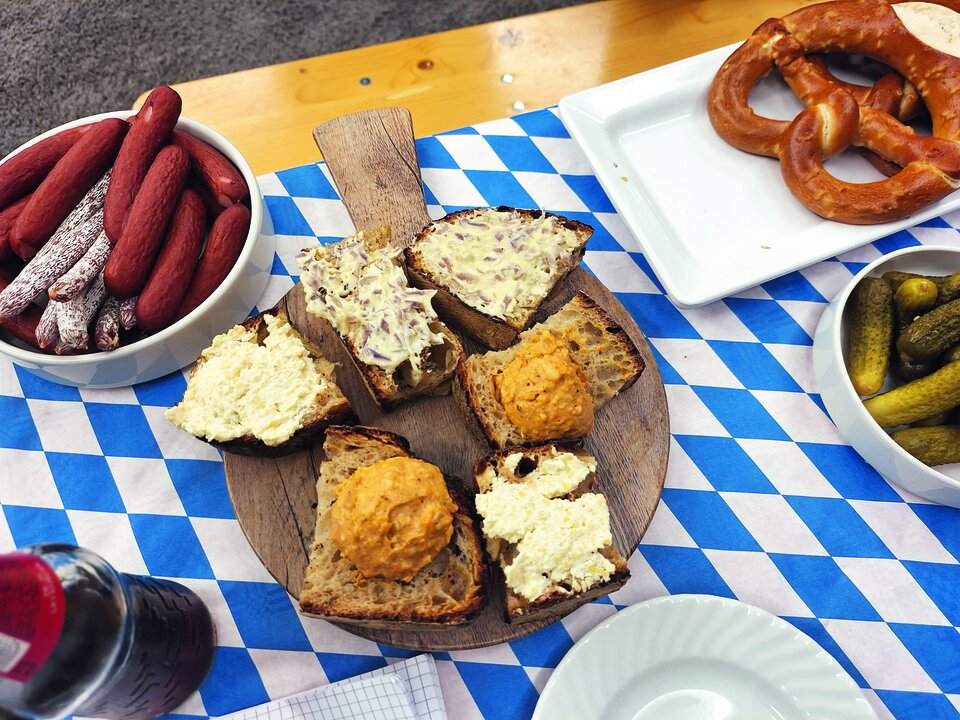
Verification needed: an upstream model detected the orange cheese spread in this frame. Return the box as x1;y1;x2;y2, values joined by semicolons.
330;457;456;581
495;330;595;441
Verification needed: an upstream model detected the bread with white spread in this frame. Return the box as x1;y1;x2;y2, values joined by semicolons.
454;292;644;448
474;443;629;623
165;308;353;456
299;425;487;626
404;207;592;349
298;226;462;410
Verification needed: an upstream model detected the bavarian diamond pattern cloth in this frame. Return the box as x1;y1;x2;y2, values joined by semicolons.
4;107;960;720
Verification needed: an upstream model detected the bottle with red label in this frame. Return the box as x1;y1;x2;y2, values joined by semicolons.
0;544;216;720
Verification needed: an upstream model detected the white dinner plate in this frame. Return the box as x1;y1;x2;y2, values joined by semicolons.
533;595;876;720
558;44;960;308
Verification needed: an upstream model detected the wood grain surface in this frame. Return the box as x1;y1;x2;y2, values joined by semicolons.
140;0;815;174
223;108;670;650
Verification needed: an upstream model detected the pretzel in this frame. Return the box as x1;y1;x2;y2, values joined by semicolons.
708;0;960;224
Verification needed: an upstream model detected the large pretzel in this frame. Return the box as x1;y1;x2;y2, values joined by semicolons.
708;0;960;224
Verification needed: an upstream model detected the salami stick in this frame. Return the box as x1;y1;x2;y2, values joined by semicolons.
0;207;104;320
57;272;106;350
48;229;110;301
119;296;137;330
94;297;120;351
35;301;60;349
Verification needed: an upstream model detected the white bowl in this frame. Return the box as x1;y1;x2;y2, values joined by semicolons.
0;111;274;388
813;245;960;506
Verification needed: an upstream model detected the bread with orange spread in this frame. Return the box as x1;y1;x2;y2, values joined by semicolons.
298;425;487;626
454;292;644;448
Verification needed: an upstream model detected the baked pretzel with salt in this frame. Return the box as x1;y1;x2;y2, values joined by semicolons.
708;0;960;224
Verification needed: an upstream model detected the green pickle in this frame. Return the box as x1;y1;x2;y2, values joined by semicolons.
939;272;960;304
863;360;960;427
847;276;894;396
894;277;938;331
882;271;948;293
897;298;960;361
890;425;960;466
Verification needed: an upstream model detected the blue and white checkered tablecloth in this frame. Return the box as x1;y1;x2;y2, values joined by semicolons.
5;106;960;720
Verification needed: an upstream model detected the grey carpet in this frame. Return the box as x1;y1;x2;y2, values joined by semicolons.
1;0;581;156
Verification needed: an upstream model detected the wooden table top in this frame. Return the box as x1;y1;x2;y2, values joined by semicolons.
138;0;812;174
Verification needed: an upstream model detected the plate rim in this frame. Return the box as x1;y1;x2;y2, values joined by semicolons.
557;44;960;308
532;593;877;720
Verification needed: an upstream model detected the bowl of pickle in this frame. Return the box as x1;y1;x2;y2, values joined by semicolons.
813;245;960;507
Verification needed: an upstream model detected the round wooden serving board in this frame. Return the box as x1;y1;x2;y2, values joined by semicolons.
223;108;670;651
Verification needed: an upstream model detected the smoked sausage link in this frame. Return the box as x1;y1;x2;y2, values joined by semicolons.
103;144;190;300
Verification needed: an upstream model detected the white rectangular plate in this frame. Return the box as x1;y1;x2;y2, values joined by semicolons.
558;44;960;308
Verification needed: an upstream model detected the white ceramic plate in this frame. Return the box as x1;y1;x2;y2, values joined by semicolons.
533;595;876;720
558;45;960;308
813;245;960;506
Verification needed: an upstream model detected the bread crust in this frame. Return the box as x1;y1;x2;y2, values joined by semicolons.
404;207;592;349
298;425;488;625
184;307;354;457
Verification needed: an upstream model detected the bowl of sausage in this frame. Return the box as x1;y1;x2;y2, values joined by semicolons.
0;86;273;387
813;245;960;507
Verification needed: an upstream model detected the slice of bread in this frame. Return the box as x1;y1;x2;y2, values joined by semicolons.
454;291;645;448
165;307;353;457
299;425;487;626
474;443;630;624
404;207;592;349
298;226;462;410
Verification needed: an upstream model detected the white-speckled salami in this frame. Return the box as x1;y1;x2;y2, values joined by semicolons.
119;296;138;330
48;229;111;302
57;272;106;350
35;301;61;350
0;197;107;320
94;296;120;351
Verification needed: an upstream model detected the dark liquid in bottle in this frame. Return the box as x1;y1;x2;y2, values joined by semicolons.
0;545;215;720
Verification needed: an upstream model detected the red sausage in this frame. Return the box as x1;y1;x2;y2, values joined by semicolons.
178;203;250;318
103;86;182;243
135;190;206;332
187;176;225;220
0;194;32;262
103;145;190;299
0;125;90;211
10;118;127;259
172;130;248;206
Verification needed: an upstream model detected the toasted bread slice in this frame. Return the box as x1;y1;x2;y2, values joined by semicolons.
165;308;353;457
404;207;592;349
299;425;487;626
298;226;462;411
454;292;644;448
474;443;629;624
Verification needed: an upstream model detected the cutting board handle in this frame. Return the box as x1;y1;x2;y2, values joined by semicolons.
313;107;432;245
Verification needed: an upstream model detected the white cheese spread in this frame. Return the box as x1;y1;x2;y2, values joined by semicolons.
475;450;614;602
165;314;328;446
413;209;583;322
297;232;447;386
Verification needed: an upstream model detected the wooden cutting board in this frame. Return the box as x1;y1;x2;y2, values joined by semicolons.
223;108;670;651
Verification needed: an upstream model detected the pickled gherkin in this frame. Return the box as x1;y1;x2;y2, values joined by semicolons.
890;425;960;466
847;277;894;396
897;299;960;361
863;361;960;427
